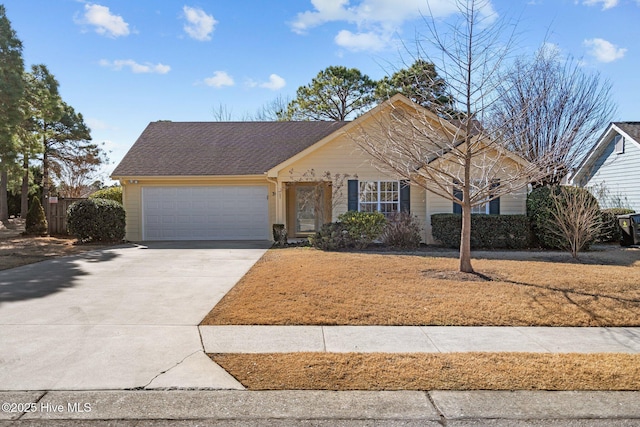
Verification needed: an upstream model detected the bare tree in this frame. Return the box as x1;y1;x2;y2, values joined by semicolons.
253;95;292;121
546;186;602;259
353;0;549;273
490;45;616;186
212;103;234;121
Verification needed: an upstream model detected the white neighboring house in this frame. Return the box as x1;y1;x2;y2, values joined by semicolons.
571;122;640;211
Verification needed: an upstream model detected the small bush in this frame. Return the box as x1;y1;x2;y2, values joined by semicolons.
527;186;601;250
89;186;123;204
431;214;531;249
381;212;422;249
309;222;351;250
25;196;48;236
272;224;287;247
337;211;386;249
67;198;126;242
599;208;636;243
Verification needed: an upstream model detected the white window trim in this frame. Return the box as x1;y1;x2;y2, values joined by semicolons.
358;180;400;214
614;135;625;154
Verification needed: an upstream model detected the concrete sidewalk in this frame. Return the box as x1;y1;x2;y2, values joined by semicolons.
200;325;640;353
1;390;639;425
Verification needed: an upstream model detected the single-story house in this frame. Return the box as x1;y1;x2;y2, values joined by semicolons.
570;122;640;210
111;95;528;243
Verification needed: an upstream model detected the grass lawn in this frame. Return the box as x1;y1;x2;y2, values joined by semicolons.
212;352;640;391
203;246;640;391
201;247;640;327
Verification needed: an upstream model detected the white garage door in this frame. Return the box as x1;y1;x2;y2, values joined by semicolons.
142;186;269;240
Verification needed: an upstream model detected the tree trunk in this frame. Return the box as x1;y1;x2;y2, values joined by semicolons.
21;152;29;218
0;166;8;222
459;201;474;273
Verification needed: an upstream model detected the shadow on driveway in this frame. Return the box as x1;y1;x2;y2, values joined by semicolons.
0;247;127;304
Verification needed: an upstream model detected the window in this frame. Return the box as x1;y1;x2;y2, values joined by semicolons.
453;179;500;215
359;181;399;215
614;135;625;154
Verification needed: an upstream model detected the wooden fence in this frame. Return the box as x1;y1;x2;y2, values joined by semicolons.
45;198;85;235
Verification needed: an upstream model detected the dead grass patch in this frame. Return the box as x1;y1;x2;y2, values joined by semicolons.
211;352;640;391
201;248;640;326
0;235;112;271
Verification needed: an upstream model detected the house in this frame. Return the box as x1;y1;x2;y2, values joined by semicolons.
111;95;528;243
570;122;640;210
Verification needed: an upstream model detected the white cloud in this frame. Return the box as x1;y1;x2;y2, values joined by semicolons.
583;38;626;62
291;0;496;51
78;3;130;38
183;6;217;41
100;59;171;74
260;74;286;90
335;30;386;51
204;71;235;88
582;0;618;10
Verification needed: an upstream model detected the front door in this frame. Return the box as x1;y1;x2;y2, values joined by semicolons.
288;183;330;237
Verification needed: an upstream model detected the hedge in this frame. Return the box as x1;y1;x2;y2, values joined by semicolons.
67;198;126;242
89;186;123;204
431;214;531;249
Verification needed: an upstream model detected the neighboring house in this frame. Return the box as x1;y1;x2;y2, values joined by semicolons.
571;122;640;210
111;95;528;243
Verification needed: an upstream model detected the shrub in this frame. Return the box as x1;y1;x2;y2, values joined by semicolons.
527;186;601;251
381;212;422;249
545;186;603;258
89;186;123;204
599;208;636;243
25;196;48;236
272;224;287;247
431;214;531;249
67;198;126;242
337;211;386;249
309;222;351;250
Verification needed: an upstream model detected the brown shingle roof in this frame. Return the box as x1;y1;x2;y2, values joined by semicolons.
111;121;349;177
615;122;640;142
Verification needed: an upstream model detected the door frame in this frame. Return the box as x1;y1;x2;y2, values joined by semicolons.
286;182;332;238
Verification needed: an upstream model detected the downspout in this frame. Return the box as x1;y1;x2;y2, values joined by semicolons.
266;175;282;227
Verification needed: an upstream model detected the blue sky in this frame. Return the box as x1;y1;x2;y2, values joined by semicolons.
3;0;639;181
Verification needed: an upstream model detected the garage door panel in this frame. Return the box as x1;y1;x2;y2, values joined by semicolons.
142;186;269;240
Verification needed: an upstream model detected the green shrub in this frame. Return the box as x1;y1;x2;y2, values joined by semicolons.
431;214;531;249
89;186;123;204
381;212;422;249
527;186;600;250
67;198;126;242
599;208;636;243
309;222;351;250
337;211;386;249
25;196;48;236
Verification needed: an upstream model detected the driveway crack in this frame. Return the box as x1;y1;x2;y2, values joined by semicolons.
138;349;201;390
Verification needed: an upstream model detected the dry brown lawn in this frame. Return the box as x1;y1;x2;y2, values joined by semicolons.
212;352;640;391
0;220;113;271
201;247;640;327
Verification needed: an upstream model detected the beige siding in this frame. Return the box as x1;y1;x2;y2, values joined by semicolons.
118;177;272;241
276;131;432;239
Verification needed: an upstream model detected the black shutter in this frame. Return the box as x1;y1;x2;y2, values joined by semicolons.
348;180;359;211
489;179;500;215
400;180;410;212
453;180;462;214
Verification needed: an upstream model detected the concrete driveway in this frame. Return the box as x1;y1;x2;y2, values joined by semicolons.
0;241;269;391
